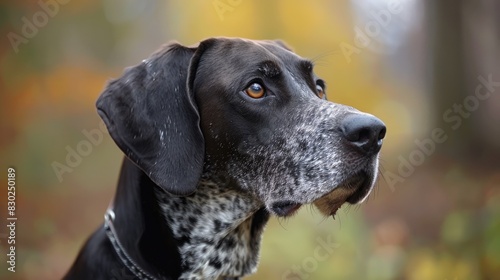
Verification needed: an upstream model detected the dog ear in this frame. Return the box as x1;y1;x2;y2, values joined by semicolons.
96;43;205;196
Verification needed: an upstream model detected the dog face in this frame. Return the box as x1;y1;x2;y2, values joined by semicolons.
192;39;385;217
97;37;385;218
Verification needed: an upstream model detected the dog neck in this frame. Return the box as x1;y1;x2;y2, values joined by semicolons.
155;171;269;279
112;158;270;279
112;158;184;278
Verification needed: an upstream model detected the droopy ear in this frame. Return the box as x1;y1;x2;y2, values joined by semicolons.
96;43;205;196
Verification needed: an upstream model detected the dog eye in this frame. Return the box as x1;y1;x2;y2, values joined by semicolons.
245;83;265;99
316;84;325;99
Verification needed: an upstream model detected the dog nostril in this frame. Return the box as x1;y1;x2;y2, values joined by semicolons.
341;114;386;154
356;128;372;143
378;126;387;141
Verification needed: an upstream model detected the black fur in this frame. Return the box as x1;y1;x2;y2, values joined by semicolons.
65;37;386;280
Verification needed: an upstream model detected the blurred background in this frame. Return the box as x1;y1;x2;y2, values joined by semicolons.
1;0;499;279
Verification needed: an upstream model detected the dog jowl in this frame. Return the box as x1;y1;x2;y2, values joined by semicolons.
65;37;386;280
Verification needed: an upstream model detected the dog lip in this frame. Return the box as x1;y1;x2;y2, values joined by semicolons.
344;173;372;204
270;171;374;218
312;171;373;217
328;201;344;218
270;201;302;217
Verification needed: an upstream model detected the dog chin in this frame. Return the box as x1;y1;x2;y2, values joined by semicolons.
313;171;376;218
267;163;379;218
267;175;375;218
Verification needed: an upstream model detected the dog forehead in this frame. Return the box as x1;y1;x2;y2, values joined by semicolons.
254;40;301;62
205;38;304;68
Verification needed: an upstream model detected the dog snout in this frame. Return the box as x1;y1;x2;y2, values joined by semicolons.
340;114;386;154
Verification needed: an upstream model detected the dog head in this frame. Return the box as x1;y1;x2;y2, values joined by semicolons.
97;37;386;218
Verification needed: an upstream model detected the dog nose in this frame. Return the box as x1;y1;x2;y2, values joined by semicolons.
340;114;386;154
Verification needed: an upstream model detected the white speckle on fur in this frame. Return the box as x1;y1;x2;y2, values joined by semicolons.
155;99;381;279
159;130;165;143
156;180;266;279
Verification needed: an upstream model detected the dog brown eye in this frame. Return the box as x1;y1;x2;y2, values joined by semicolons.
316;84;325;99
245;83;265;99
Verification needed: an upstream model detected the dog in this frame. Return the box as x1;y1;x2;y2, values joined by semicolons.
64;37;386;280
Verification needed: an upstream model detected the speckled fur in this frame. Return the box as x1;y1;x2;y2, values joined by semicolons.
155;100;380;280
156;178;266;280
224;101;379;207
